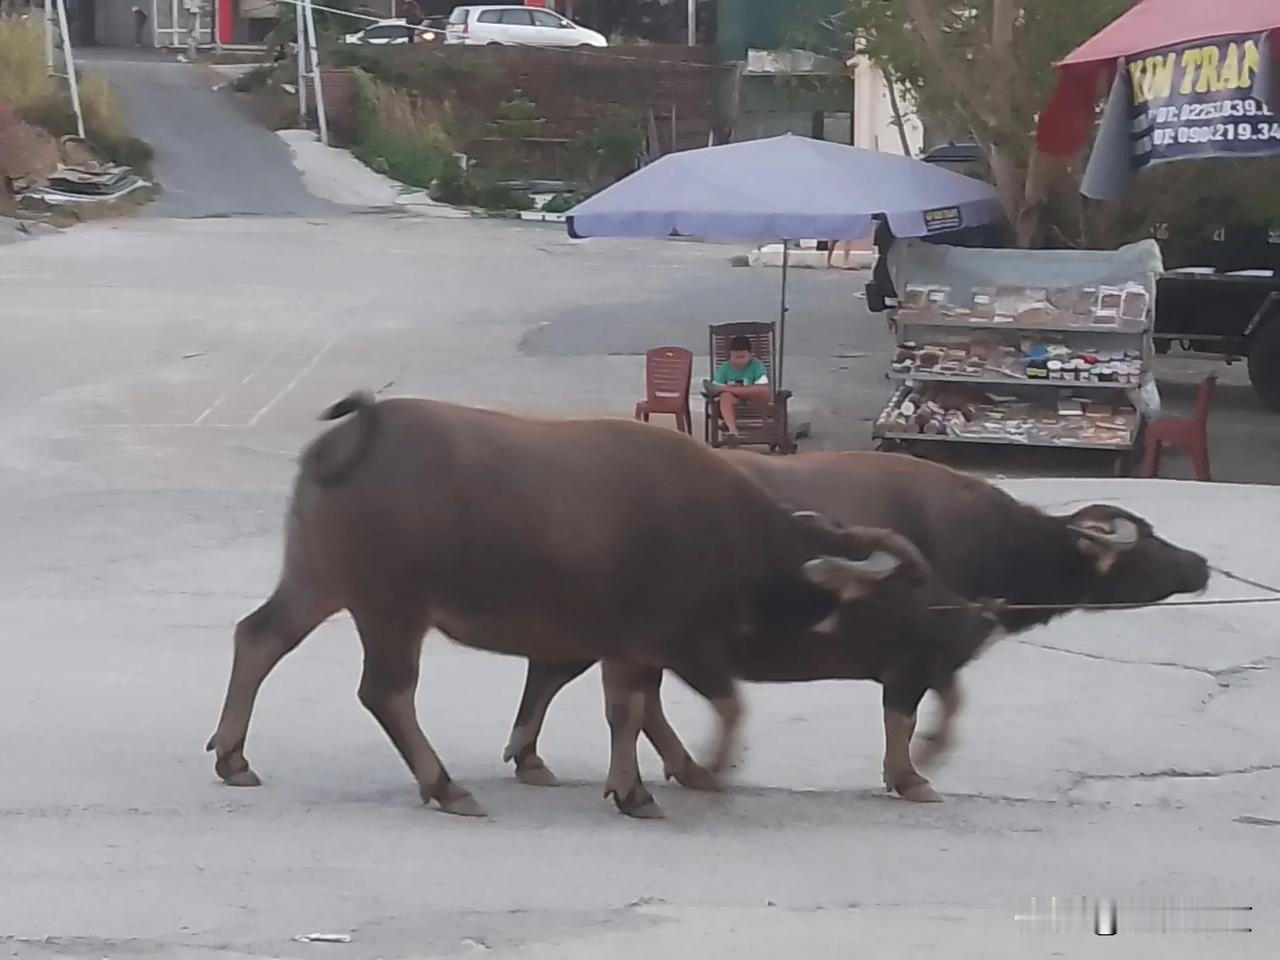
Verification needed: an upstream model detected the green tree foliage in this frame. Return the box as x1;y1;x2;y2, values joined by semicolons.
815;0;1128;228
805;0;1280;250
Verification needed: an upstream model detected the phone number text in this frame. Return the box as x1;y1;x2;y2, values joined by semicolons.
1150;121;1280;147
1149;98;1275;123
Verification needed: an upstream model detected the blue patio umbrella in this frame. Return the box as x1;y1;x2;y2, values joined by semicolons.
566;134;1004;388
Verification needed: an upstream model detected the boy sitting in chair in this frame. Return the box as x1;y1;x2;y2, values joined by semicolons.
702;335;770;441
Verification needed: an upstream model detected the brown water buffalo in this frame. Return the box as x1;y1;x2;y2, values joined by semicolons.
205;397;994;818
503;451;1211;802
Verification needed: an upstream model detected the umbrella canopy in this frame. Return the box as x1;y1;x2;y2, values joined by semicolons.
1060;0;1278;69
566;134;1003;242
1037;0;1280;167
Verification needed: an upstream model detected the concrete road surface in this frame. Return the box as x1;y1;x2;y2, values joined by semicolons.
86;54;340;219
2;216;1279;958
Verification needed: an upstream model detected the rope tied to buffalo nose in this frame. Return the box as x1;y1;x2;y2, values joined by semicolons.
928;564;1280;614
1208;563;1280;597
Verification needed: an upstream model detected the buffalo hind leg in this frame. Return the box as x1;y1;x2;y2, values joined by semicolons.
206;584;336;787
601;661;662;819
354;611;483;817
639;672;718;791
504;659;593;787
881;682;941;803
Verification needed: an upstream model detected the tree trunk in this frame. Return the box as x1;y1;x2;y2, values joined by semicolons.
988;0;1023;240
883;68;913;156
987;143;1023;237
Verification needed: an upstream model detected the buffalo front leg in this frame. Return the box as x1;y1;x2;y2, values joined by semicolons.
206;586;336;787
504;659;593;787
601;661;663;819
913;681;963;771
881;682;941;803
353;612;483;817
639;672;719;791
668;657;743;787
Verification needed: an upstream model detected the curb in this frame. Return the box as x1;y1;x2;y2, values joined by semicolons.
750;243;876;271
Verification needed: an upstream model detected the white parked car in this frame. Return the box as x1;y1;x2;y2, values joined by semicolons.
343;19;438;45
445;5;607;48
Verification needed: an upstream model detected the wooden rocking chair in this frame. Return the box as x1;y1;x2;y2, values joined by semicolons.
704;321;794;453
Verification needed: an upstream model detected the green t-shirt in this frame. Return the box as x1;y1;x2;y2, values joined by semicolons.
714;357;769;386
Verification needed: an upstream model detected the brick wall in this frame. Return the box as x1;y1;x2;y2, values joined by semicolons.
304;69;361;146
323;44;729;169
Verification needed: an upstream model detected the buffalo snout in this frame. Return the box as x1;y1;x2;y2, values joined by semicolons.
1176;548;1210;595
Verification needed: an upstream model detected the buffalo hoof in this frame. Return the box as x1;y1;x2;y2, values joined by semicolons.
515;763;559;788
438;790;487;818
666;759;720;792
617;793;665;820
897;781;943;804
213;750;261;787
607;784;664;819
220;768;263;788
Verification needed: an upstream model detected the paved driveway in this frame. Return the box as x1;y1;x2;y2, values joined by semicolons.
1;215;1277;958
86;53;340;219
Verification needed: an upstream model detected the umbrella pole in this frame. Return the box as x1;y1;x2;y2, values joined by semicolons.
777;241;789;392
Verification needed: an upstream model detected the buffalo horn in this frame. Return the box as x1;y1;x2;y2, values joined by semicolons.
791;510;844;533
803;550;901;587
1071;516;1139;549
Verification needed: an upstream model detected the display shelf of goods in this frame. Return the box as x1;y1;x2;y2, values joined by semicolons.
875;263;1154;455
873;382;1139;450
888;332;1145;388
895;281;1150;335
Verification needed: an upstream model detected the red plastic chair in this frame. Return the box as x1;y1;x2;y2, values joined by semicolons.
1139;374;1216;481
634;346;693;435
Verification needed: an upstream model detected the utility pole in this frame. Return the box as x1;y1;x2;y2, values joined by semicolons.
301;0;328;146
296;0;308;124
43;0;54;74
686;0;696;46
53;0;85;139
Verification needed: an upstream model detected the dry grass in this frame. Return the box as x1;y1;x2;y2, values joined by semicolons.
1;16;149;169
353;76;454;189
1;15;128;140
78;72;129;145
0;16;55;109
365;80;454;152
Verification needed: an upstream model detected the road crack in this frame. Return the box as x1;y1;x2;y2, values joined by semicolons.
1011;639;1274;708
1066;764;1280;796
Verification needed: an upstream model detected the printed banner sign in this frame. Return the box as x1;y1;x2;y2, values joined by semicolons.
922;206;963;234
1127;32;1279;167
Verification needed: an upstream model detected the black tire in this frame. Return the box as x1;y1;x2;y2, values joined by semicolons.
1247;317;1280;412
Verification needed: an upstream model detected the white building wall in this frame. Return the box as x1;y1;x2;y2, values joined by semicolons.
850;56;923;157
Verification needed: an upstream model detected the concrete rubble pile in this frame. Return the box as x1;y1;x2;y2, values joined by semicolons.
1;102;148;217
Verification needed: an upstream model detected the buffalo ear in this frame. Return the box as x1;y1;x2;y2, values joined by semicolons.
802;551;901;603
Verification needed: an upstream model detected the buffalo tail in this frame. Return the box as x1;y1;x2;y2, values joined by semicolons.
300;391;379;487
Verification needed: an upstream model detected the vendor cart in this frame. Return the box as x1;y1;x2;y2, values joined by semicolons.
872;239;1162;475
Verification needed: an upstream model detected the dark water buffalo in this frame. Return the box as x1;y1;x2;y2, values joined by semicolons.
206;397;994;818
503;451;1211;802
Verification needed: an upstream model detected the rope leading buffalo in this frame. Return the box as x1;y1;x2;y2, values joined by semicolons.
207;396;1004;818
502;451;1211;806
